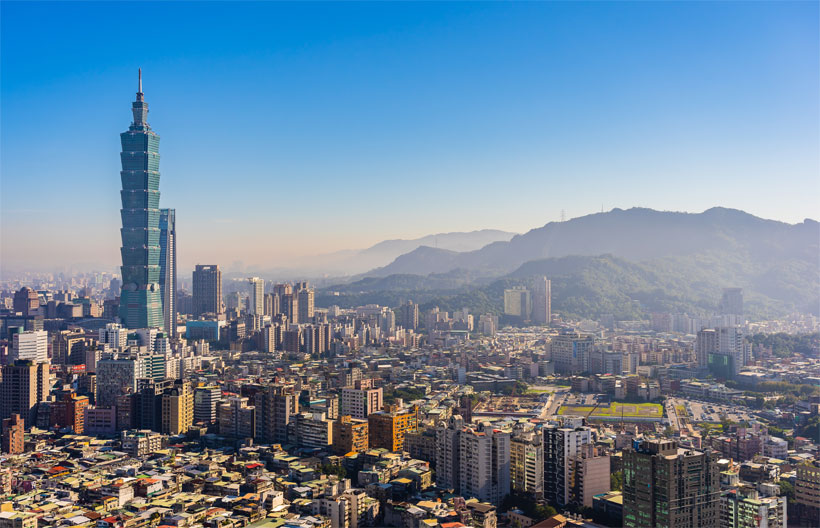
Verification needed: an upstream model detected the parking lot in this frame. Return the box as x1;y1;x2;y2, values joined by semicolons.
677;398;753;424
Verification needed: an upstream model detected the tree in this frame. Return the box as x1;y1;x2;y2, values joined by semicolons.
779;481;795;500
610;471;623;491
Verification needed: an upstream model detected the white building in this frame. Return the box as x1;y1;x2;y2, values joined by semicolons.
459;422;510;506
12;330;48;363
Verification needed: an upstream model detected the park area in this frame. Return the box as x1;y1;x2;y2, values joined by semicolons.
558;401;663;421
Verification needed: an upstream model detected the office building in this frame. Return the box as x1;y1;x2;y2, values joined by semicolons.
118;71;163;329
11;330;48;363
623;439;720;528
697;328;719;369
192;265;222;316
100;322;129;350
459;422;511;506
159;208;177;337
504;287;531;319
341;386;383;420
531;276;551;325
334;415;369;455
194;385;222;423
0;361;50;424
1;414;24;454
551;332;596;374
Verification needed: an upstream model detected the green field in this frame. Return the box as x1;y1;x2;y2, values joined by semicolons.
558;402;663;418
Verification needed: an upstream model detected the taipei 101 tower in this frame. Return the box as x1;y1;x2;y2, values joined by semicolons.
118;69;163;329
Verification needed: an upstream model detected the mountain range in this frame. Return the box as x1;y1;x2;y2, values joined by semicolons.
317;208;819;320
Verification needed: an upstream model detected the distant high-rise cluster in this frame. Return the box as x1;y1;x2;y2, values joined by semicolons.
503;276;551;325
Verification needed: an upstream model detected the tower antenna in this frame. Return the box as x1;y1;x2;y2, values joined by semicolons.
138;68;142;93
560;209;566;222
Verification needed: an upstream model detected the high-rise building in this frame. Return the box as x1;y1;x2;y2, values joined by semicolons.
697;328;719;368
50;392;89;434
567;443;610;507
118;70;164;329
297;284;315;323
719;288;743;316
794;460;820;526
194;385;222;423
11;330;48;363
218;396;256;439
161;380;193;435
248;277;264;316
531;276;551;325
436;415;464;492
504;287;531;319
459;422;511;506
99;322;129;350
623;439;720;528
159;208;177;337
550;332;596;374
398;301;419;331
0;361;50;424
368;406;417;452
96;356;144;407
12;287;39;316
702;326;748;377
334;415;369;455
192;265;222;316
543;424;594;507
255;385;299;444
720;488;786;528
510;427;544;498
341;386;383;420
1;414;25;454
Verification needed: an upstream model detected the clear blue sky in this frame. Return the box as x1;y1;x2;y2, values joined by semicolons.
1;1;817;273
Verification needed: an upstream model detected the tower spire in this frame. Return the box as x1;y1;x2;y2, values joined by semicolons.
138;67;142;93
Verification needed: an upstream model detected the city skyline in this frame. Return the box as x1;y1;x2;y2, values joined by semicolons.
1;1;818;273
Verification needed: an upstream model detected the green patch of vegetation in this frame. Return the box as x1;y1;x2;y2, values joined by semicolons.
747;333;819;359
558;402;663;418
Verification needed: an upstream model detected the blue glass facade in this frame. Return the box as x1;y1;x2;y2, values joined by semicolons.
119;74;164;329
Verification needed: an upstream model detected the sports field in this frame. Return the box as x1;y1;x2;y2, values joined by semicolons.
557;402;663;418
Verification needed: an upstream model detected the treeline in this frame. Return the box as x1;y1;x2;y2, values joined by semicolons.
747;333;820;358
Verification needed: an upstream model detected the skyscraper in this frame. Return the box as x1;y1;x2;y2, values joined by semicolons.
192;265;222;316
159;208;177;337
248;277;264;316
119;70;163;329
532;276;551;325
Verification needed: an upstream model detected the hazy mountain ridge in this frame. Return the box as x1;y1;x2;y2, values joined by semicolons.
242;229;518;278
366;207;819;277
318;208;819;319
